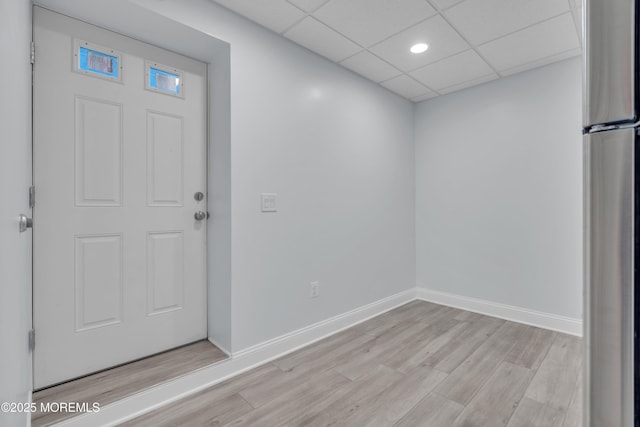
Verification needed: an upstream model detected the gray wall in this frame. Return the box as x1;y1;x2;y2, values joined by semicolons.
415;57;583;319
0;1;32;426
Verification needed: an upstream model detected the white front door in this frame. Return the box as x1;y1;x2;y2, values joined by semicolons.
33;7;208;389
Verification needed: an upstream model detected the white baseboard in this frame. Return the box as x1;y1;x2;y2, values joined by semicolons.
416;287;582;337
230;289;415;360
55;288;416;427
52;286;581;426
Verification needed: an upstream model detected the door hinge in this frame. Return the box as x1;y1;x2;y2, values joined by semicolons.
30;42;35;65
28;329;35;352
29;186;35;209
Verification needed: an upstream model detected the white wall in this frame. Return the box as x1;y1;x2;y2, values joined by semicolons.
128;0;416;352
415;57;583;320
159;0;416;352
0;1;33;425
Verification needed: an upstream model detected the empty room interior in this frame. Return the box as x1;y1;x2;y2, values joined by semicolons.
3;0;604;426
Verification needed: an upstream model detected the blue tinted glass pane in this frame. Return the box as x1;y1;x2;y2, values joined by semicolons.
79;47;118;78
149;68;180;95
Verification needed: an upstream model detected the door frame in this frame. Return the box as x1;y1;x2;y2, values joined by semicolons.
32;0;233;365
1;1;32;425
32;6;213;388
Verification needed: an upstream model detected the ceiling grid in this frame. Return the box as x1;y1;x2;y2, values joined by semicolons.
211;0;583;101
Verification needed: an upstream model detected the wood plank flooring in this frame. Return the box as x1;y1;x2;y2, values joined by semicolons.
123;301;582;427
32;340;227;427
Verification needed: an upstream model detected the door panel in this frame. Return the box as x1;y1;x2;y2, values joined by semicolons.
584;128;635;426
75;234;123;331
75;97;123;206
33;7;207;389
147;111;184;206
147;231;184;316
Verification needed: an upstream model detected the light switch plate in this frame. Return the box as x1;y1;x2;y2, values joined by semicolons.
310;281;320;298
261;193;277;212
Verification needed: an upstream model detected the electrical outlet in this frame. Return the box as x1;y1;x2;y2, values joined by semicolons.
261;193;277;212
310;281;320;298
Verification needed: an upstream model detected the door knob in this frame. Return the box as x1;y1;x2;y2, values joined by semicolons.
18;214;33;232
194;211;207;221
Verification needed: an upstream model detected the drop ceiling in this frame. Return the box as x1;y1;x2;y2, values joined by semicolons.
210;0;582;102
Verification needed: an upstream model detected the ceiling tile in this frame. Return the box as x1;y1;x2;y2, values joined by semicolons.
412;91;439;102
340;51;402;82
410;49;496;91
212;0;305;33
438;73;498;94
380;75;434;99
499;49;582;77
444;0;570;45
428;0;465;11
284;17;362;62
478;13;580;74
286;0;330;13
369;15;470;72
314;0;437;47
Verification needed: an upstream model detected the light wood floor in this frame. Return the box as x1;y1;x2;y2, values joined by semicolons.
122;301;582;427
32;340;228;426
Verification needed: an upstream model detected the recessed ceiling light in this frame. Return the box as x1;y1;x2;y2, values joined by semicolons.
410;43;429;54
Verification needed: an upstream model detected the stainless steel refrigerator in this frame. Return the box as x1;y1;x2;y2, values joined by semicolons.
583;0;639;425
